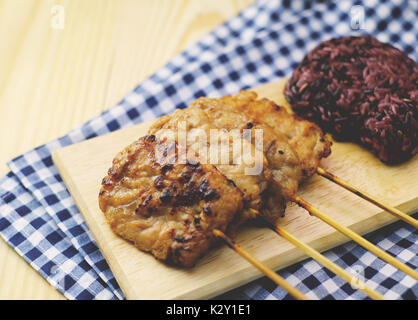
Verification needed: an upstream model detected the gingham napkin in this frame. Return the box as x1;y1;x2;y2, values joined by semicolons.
0;0;417;300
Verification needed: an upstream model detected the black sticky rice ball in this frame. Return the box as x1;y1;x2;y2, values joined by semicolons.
285;36;418;164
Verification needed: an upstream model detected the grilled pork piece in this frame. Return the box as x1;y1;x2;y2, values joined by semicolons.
99;135;243;267
191;93;302;200
193;91;332;180
149;106;286;224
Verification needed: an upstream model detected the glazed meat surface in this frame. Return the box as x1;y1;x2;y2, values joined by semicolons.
149;107;286;224
150;91;330;219
215;91;332;178
99;135;243;267
191;95;302;200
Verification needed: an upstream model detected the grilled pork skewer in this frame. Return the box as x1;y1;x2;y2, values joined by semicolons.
150;91;417;280
192;90;331;181
149;106;288;225
98;112;379;299
224;91;417;228
100;91;414;299
99;135;244;267
216;91;417;278
99;135;305;298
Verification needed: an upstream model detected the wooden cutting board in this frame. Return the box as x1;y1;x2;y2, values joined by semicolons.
52;79;418;299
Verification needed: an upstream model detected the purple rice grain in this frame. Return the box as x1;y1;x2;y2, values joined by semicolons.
285;35;418;164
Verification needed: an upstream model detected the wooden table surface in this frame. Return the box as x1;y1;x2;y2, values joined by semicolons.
0;0;253;300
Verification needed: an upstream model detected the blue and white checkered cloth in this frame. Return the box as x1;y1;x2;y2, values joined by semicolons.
0;0;417;300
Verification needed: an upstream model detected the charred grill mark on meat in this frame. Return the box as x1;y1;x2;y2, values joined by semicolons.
99;136;243;267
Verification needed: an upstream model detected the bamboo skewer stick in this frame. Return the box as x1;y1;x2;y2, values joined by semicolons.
291;195;418;281
213;229;308;300
254;212;385;300
316;167;418;228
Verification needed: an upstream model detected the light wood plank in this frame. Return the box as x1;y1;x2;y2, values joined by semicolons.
52;78;418;299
